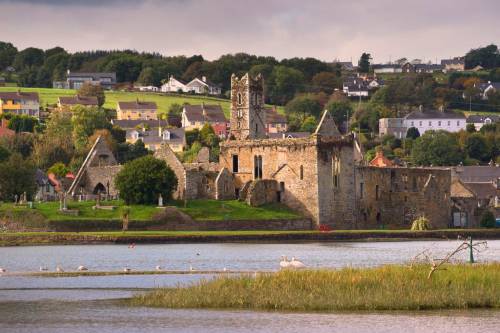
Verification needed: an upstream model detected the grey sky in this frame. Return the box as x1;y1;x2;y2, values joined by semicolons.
1;0;499;63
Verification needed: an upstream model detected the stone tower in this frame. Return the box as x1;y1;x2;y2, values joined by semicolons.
230;73;267;140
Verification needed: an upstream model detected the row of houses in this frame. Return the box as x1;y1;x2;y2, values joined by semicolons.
379;107;499;138
372;57;466;74
342;76;384;97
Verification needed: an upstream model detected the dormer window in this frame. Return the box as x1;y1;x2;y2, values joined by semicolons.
162;130;171;141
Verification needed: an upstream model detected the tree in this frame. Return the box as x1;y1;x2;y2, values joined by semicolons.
268;65;305;105
395;57;408;65
411;131;464;166
358;53;372;73
0;41;17;70
48;162;70;210
466;123;476;133
285;95;322;130
7;115;39;133
0;153;37;201
168;103;183;116
71;105;110;152
406;127;420;139
13;47;44;70
325;100;353;130
465;133;491;162
115;140;149;164
479;210;495;228
300;116;317;132
0;145;10;163
464;44;499;70
115;156;177;204
0;133;34;158
311;72;340;94
137;66;155;86
77;82;105;107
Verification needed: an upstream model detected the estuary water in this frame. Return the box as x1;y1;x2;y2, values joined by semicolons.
0;240;499;333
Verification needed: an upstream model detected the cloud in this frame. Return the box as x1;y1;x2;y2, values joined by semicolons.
0;0;499;62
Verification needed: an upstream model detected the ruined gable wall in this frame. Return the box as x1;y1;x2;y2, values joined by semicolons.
154;144;186;199
355;167;452;229
81;165;122;195
220;136;323;223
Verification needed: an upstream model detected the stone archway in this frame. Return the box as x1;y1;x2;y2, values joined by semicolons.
93;183;106;195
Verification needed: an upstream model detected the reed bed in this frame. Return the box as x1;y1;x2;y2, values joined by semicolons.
131;264;500;311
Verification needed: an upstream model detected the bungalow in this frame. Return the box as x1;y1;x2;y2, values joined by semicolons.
58;95;98;108
116;100;158;120
265;107;287;134
35;169;57;201
186;76;222;95
161;76;188;93
182;104;229;137
466;115;499;131
126;127;186;152
441;57;465;72
0;91;40;118
53;70;116;90
372;64;402;74
136;85;159;92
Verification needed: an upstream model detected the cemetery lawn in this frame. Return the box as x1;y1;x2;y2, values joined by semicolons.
0;199;301;222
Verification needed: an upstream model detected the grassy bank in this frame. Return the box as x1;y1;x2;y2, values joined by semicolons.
131;264;500;312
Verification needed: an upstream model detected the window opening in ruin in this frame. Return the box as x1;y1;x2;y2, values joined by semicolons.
237;93;242;105
232;155;239;173
412;177;418;191
235;188;240;198
375;184;380;200
300;165;304;180
279;181;285;192
254;155;263;179
332;156;340;188
360;182;364;198
376;212;381;224
255;123;258;133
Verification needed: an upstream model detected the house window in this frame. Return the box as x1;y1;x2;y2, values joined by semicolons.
254;155;263;179
419;121;422;126
411;121;414;126
457;121;460;126
438;121;441;126
428;121;432;126
232;155;239;173
359;182;364;199
300;165;304;180
448;121;451;126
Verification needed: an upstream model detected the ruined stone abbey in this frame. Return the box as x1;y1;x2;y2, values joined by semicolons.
70;73;471;230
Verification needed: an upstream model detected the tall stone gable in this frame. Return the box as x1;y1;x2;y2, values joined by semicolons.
315;110;341;137
230;73;267;140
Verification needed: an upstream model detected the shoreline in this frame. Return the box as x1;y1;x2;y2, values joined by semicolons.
1;229;499;246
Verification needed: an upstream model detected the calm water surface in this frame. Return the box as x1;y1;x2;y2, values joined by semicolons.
1;241;499;332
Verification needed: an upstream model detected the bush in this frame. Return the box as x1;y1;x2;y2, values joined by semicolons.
480;211;495;228
411;216;431;231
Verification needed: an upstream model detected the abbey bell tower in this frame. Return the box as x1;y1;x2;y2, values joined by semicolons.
229;73;267;140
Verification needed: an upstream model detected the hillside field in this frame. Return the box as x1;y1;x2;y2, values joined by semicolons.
0;87;285;117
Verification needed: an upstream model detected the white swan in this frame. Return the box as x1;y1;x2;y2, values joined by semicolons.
77;265;88;271
0;267;6;273
290;257;306;269
280;256;290;269
56;266;64;272
123;267;131;273
155;265;162;271
39;266;48;272
189;264;194;271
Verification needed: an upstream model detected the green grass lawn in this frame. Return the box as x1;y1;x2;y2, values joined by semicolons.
0;87;285;118
177;200;300;220
0;199;300;222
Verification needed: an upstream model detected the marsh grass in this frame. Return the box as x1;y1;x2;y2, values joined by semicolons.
131;264;500;311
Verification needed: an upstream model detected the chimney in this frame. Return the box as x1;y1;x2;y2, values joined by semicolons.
67;69;70;76
439;105;444;112
202;76;207;83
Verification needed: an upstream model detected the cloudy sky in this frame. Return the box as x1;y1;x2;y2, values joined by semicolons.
1;0;499;63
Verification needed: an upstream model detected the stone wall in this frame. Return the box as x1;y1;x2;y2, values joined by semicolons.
215;168;235;200
159;217;314;231
80;165;122;195
355;167;452;229
154;143;186;199
245;179;278;206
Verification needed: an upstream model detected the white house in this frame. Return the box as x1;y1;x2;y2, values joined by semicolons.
136;85;159;92
185;76;222;95
161;76;188;93
372;64;402;74
404;107;466;134
466;115;499;131
478;81;500;100
342;77;369;97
